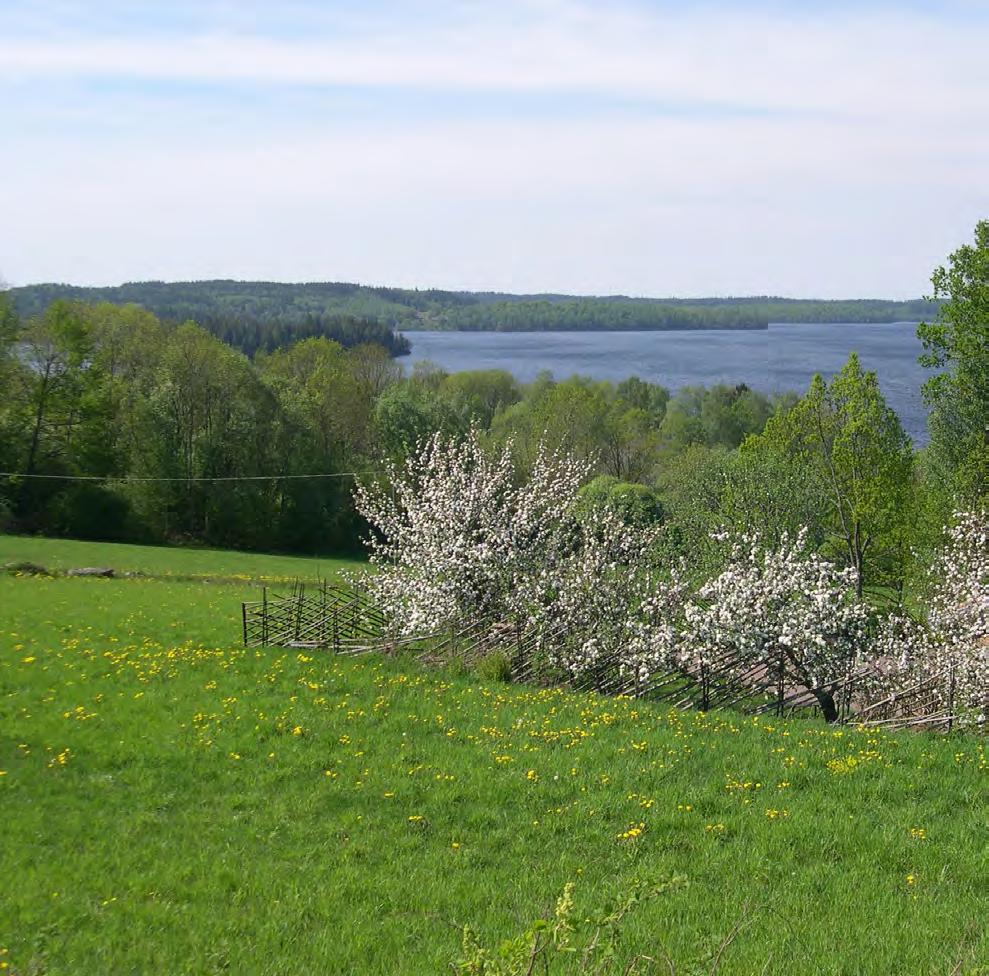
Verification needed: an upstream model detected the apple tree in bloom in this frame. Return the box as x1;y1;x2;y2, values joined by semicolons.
353;430;660;676
353;430;582;635
875;509;988;728
355;432;672;680
527;506;664;684
622;563;692;687
666;529;872;721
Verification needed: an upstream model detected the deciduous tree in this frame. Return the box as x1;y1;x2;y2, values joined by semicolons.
917;220;989;508
743;353;914;597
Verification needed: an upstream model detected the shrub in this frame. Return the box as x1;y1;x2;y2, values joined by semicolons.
2;561;52;577
49;484;136;542
455;876;688;975
576;475;664;527
476;650;512;683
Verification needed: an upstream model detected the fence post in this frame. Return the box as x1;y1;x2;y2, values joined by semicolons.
947;662;956;733
777;648;785;718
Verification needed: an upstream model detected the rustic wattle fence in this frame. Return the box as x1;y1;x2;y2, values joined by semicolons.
242;582;978;730
242;581;386;653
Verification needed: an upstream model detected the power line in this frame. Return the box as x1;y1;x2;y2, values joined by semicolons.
0;471;379;483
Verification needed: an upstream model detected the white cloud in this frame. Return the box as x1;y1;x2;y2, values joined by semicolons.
2;2;988;120
1;0;986;294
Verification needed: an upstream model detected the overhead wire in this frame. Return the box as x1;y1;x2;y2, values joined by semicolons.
0;471;379;482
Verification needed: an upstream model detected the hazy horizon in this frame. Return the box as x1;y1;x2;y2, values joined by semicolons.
1;276;936;304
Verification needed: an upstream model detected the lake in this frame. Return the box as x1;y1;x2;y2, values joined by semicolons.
403;322;930;443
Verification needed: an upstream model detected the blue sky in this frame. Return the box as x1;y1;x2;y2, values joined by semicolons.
2;0;987;297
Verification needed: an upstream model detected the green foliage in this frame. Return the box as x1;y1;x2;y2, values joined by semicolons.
917;219;989;509
475;649;513;684
615;375;670;421
743;354;914;596
577;475;664;527
0;303;404;553
373;382;466;460
456;877;689;975
720;444;824;548
492;377;613;468
6;301;122;531
0;290;18;344
490;375;674;481
48;484;137;542
441;369;523;428
654;445;734;580
660;384;774;452
203;312;411;358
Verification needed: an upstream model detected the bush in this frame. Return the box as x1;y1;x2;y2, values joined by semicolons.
48;484;138;542
576;475;664;527
476;650;513;684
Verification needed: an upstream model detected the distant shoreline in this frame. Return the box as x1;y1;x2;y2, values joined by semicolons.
7;280;934;354
397;320;922;335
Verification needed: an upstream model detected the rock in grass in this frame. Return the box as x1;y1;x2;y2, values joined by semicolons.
66;567;116;578
2;561;52;576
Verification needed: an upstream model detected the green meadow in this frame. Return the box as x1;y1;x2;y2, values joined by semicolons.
0;534;361;585
1;536;987;975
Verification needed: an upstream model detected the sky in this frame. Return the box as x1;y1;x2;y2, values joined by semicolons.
1;0;987;298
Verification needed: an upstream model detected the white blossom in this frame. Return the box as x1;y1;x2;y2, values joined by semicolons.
354;432;986;729
874;510;988;728
353;430;657;668
656;529;872;720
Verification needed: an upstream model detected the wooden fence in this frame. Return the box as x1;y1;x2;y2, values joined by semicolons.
242;583;975;730
243;581;385;653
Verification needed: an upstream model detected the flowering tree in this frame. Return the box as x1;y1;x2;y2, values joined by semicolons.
528;506;663;682
354;431;571;634
875;510;988;728
354;430;659;649
622;564;692;687
663;530;872;720
355;428;985;727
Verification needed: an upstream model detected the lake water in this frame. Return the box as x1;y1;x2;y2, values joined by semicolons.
404;322;930;443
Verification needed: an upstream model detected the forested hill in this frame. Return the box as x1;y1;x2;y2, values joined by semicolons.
10;280;939;340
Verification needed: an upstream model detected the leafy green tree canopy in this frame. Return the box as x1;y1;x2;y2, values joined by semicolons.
743;353;914;596
917;219;989;506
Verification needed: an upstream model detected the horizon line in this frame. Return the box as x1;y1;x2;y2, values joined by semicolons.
5;277;935;305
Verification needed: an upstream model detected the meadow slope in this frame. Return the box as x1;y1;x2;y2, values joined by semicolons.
0;537;986;975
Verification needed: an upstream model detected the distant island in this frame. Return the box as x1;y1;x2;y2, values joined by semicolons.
8;280;938;358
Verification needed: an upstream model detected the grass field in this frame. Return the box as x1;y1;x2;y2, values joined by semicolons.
1;536;987;974
0;534;362;584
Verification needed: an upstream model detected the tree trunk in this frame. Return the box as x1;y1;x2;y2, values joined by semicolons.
24;363;52;477
811;687;839;724
851;521;865;599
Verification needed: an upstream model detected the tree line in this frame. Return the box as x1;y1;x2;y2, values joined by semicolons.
0;294;784;553
196;312;410;358
9;279;939;335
